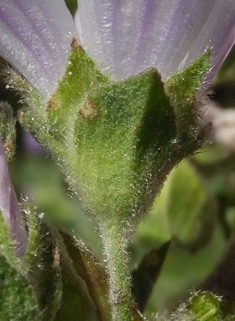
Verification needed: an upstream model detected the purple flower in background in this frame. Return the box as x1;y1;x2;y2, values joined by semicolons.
23;131;46;156
76;0;235;84
0;138;27;257
0;0;234;99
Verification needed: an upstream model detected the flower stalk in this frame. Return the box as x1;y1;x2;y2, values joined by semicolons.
100;221;133;321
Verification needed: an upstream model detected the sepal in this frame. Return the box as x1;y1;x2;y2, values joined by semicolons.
13;45;211;227
0;101;16;161
165;50;211;146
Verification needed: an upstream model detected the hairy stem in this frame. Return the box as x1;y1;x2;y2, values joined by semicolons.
100;221;133;321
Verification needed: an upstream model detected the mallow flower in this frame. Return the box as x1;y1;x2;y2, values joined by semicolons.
0;1;235;320
0;0;234;99
75;0;235;85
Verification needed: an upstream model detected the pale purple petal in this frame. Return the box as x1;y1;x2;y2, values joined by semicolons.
0;138;27;257
0;0;79;98
76;0;235;82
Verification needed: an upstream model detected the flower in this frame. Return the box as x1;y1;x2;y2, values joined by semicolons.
0;0;78;98
0;137;27;257
76;0;235;84
0;0;234;98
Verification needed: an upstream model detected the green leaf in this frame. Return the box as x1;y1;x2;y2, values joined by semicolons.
0;256;40;321
20;199;62;320
59;230;147;321
166;160;217;251
132;241;170;312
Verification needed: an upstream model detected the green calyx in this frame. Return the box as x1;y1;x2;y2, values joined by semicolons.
16;41;211;226
73;68;177;223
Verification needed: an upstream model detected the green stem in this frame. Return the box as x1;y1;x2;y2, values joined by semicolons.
100;221;133;321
